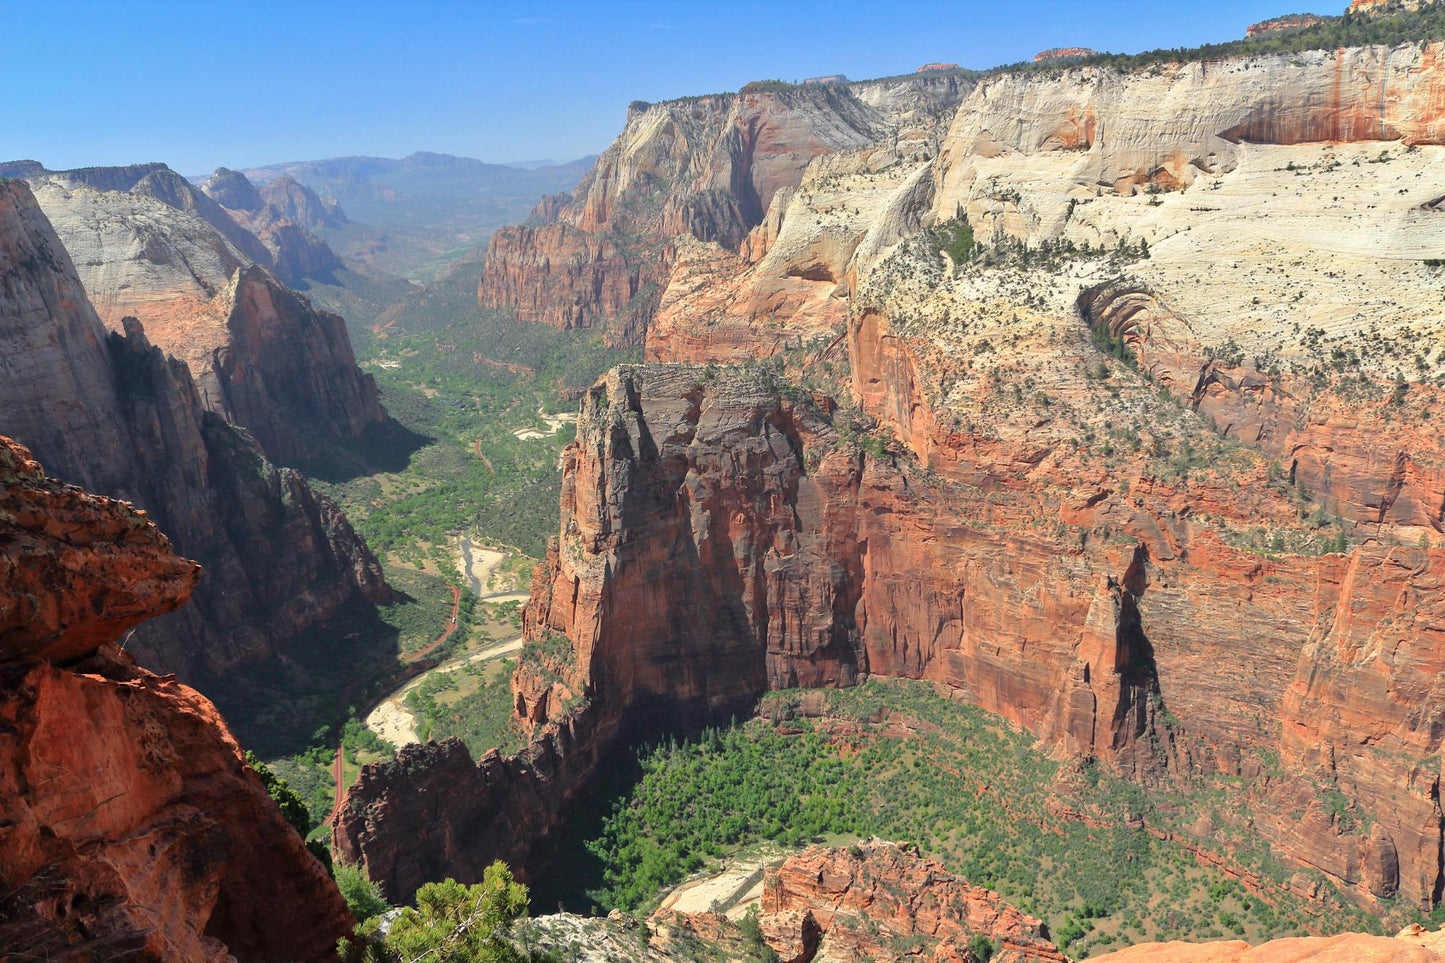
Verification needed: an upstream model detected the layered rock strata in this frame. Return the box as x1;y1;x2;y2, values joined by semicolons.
0;177;390;678
478;77;969;346
26;163;385;467
760;843;1067;962
0;434;352;961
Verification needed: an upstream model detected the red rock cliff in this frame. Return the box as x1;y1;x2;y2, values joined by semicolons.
0;435;353;961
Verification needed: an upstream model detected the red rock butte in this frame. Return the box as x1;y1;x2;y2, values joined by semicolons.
1035;47;1099;61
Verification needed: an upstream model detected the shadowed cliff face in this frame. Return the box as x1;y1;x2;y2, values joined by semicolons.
0;434;353;961
0;178;391;679
26;163;388;469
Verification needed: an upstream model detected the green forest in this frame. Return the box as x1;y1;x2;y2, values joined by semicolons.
541;681;1389;959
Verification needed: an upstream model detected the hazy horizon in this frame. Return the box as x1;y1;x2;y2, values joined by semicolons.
4;0;1333;174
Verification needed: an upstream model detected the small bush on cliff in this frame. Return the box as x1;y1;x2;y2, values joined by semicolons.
927;215;977;268
337;862;390;924
341;863;530;962
245;750;312;838
967;934;998;961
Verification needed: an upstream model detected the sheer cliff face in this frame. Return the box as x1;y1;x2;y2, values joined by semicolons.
478;80;969;346
28;164;383;468
0;435;353;961
0;178;390;679
935;41;1445;201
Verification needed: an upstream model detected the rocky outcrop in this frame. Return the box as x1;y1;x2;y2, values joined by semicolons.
761;843;1067;962
196;264;382;465
334;705;617;901
0;177;391;679
29;164;383;467
200;166;266;213
203;171;349;282
0;434;352;961
257;173;349;230
1349;0;1431;14
1245;14;1334;37
1034;48;1097;62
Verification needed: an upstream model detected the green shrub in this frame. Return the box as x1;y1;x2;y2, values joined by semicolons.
336;862;390;923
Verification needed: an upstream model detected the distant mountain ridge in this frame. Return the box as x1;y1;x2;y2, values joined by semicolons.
231;151;596;280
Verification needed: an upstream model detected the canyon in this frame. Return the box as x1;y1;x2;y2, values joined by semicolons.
10;3;1445;960
341;23;1445;954
24;162;391;469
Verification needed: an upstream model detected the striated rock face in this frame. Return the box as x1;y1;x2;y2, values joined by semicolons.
29;164;382;467
0;178;391;679
762;843;1066;962
480;221;661;347
0;434;352;962
938;42;1445;201
479;78;968;346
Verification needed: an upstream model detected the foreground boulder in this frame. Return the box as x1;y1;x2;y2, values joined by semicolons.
0;435;353;961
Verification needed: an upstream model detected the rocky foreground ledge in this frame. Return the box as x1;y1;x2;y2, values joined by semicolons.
0;435;352;961
512;841;1445;963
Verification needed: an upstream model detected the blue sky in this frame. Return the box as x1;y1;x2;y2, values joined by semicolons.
2;0;1326;174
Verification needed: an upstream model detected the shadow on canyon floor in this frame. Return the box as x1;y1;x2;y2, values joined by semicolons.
293;417;434;485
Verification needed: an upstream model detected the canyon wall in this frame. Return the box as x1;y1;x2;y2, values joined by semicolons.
0;177;391;679
0;434;352;961
27;163;387;469
478;76;968;346
935;41;1445;204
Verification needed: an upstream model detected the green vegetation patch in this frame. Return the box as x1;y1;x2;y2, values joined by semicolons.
539;680;1384;957
316;266;634;563
406;657;526;758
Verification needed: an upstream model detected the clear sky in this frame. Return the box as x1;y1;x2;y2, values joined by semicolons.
2;0;1325;174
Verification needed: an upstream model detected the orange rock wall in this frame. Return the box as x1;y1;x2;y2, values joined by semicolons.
0;435;352;961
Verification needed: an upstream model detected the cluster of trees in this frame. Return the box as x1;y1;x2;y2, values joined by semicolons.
1000;3;1445;77
339;862;535;963
566;681;1383;953
405;659;523;757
